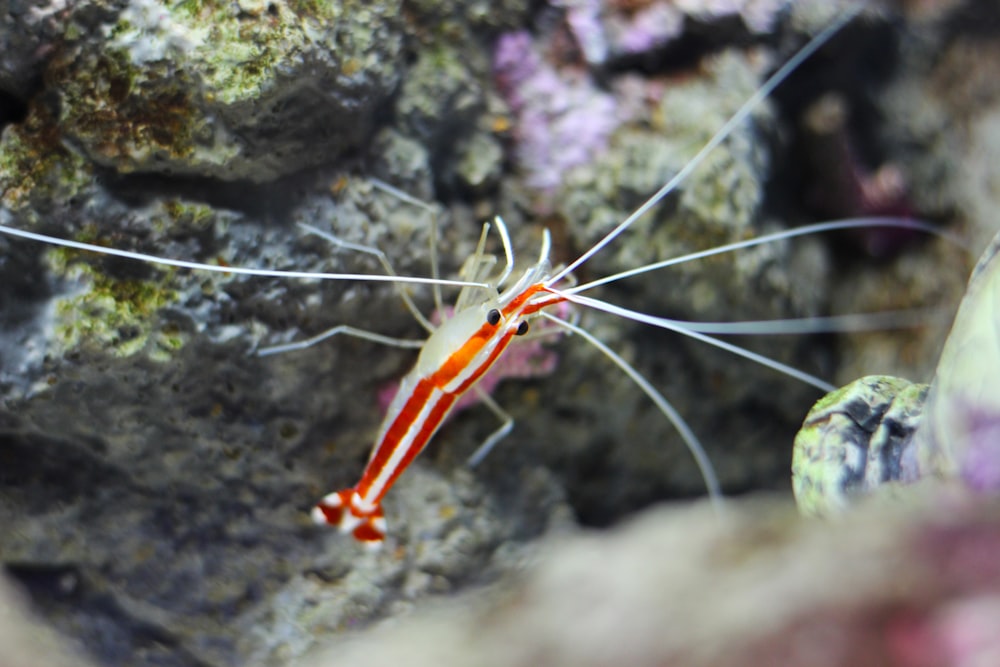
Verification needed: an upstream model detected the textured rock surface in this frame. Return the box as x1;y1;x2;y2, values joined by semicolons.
0;0;995;665
831;0;1000;384
792;375;929;517
303;497;1000;667
791;226;1000;517
0;573;94;667
49;0;406;181
917;228;1000;493
0;1;70;99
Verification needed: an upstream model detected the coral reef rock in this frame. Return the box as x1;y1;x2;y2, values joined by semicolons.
306;497;1000;667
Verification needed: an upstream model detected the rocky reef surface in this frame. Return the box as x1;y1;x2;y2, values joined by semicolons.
303;497;1000;667
0;0;996;665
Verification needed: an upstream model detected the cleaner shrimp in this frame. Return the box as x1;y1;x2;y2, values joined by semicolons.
0;1;968;554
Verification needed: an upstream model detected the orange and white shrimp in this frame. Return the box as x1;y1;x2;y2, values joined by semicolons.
304;219;566;544
281;2;945;547
0;3;960;551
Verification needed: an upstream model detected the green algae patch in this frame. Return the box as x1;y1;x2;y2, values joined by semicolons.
0;106;94;213
159;199;217;234
45;0;403;181
51;46;216;174
47;244;186;360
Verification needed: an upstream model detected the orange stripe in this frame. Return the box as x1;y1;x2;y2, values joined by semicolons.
453;331;516;395
518;286;565;317
362;378;436;477
350;282;567;508
501;283;545;316
384;393;456;491
426;283;550;391
355;387;456;506
433;326;493;385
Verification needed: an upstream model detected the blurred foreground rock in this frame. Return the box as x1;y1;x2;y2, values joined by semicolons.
307;496;1000;667
0;1;996;664
0;574;95;667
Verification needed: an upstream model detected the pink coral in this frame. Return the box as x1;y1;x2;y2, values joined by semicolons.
494;30;619;193
493;0;791;198
605;2;685;55
958;407;1000;494
567;0;789;61
888;596;1000;667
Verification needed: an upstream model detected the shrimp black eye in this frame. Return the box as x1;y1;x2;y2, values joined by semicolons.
515;321;529;336
486;309;501;326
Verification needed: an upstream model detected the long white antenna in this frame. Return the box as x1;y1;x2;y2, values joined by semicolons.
493;216;515;288
566;217;970;295
0;225;488;289
546;3;865;287
664;309;942;336
541;312;724;511
558;290;837;393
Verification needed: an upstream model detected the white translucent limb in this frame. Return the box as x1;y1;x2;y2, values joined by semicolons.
256;325;424;357
368;177;432;210
463;314;573;466
453;222;497;315
296;222;436;334
492;216;515;289
546;3;865;287
558;291;837;393
369;177;446;317
0;225;487;289
465;387;515;468
540;312;724;512
497;228;554;307
565;217;971;295
536;226;551;269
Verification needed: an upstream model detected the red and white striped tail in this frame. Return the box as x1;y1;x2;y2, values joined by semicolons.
311;488;386;547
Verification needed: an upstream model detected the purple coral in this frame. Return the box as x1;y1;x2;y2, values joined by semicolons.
605;2;685;55
492;0;792;198
551;0;608;65
958;408;1000;494
494;30;619;193
589;0;788;60
888;596;1000;667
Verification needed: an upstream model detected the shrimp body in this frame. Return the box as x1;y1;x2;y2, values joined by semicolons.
0;4;905;550
312;236;564;545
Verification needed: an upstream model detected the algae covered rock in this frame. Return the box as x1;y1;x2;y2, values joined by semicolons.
304;498;1000;667
792;375;928;516
49;0;405;181
792;227;1000;516
0;1;993;665
0;0;71;98
917;230;1000;493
